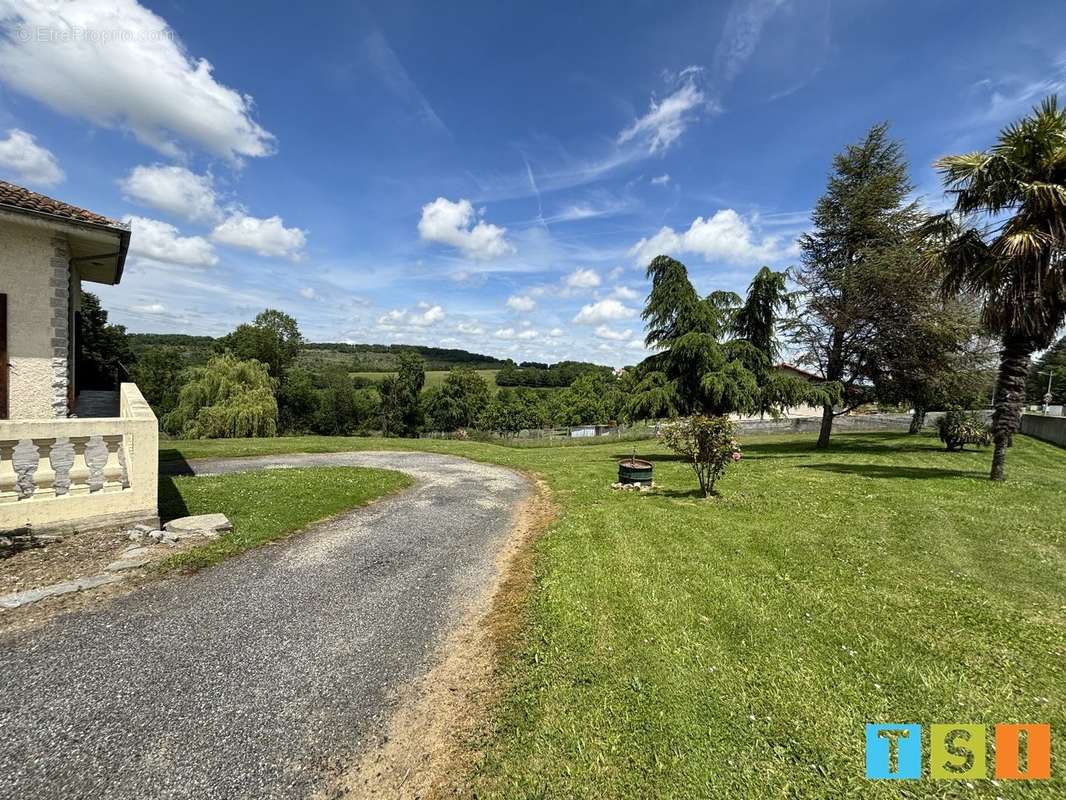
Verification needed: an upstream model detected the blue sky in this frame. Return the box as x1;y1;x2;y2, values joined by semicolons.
1;0;1063;366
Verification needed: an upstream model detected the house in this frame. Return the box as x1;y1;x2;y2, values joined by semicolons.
0;180;158;533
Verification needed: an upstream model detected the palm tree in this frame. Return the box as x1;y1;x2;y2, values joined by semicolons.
925;97;1066;480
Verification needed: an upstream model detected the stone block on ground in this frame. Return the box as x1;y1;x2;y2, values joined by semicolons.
0;573;123;610
164;514;233;536
105;556;152;572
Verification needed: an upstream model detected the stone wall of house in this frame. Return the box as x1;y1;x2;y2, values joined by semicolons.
1;220;70;419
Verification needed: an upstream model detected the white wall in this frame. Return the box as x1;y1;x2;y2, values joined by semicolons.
1;219;69;419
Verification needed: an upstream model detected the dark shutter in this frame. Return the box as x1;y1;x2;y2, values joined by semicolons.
0;294;7;419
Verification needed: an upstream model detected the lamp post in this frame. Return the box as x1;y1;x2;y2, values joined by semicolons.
1038;370;1055;414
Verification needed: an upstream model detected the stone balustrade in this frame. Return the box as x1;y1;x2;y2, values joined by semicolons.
0;384;158;532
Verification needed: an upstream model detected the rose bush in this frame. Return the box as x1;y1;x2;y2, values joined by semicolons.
658;415;742;497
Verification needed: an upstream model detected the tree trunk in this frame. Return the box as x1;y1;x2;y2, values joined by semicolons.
989;335;1034;482
817;404;834;448
909;406;926;434
816;327;846;449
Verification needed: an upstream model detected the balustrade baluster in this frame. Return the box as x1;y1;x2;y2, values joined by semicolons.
101;435;124;493
68;436;92;496
32;438;57;500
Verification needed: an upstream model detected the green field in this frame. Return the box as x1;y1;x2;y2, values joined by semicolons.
160;432;1065;798
350;368;502;392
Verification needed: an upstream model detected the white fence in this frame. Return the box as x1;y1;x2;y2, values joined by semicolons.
0;383;159;532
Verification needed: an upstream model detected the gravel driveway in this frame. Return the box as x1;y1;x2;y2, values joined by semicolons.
0;451;530;800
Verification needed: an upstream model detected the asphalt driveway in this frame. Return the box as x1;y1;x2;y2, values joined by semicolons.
0;452;530;800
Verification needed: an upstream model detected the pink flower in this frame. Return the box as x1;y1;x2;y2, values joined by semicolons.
731;452;742;461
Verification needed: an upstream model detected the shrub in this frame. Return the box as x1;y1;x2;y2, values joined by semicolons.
658;415;742;497
936;406;992;451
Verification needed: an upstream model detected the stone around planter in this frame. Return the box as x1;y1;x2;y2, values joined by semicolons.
164;514;233;536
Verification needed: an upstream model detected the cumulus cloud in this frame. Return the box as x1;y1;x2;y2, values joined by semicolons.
595;325;632;341
418;197;513;260
564;268;601;290
377;302;444;328
119;164;220;222
612;285;641;301
574;298;638;324
506;294;536;313
651;173;671;186
494;327;515;339
618;68;711;153
211;212;306;261
123;215;218;267
548;327;564;338
298;287;317;300
0;128;63;185
629;209;788;265
0;0;275;161
456;321;485;335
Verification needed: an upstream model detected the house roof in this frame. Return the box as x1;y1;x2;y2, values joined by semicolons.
0;180;130;285
775;363;824;382
0;180;125;228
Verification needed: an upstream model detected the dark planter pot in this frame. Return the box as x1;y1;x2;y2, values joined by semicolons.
618;458;653;485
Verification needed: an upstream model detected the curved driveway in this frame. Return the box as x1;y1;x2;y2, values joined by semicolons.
0;452;530;800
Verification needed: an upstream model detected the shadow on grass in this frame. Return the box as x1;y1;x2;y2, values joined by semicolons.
653;487;713;499
158;475;191;523
611;432;945;463
803;463;985;480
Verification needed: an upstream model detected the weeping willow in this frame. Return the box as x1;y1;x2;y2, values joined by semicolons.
164;353;278;438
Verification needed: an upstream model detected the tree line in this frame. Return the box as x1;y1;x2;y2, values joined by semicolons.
83;97;1065;482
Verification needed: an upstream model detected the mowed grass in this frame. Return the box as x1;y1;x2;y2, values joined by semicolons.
156;466;411;572
159;432;1065;798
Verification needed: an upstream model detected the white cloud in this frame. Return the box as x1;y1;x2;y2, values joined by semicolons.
0;128;63;185
377;302;444;328
612;285;641;301
564;268;601;290
132;302;166;314
548;327;564;337
627;338;649;350
595;325;632;341
457;321;485;335
0;0;275;161
298;287;317;300
629;209;788;266
418;197;513;260
574;298;638;324
123;215;218;267
211;212;306;260
494;326;539;341
651;174;671;186
618;68;710;153
506;294;536;312
119;164;219;222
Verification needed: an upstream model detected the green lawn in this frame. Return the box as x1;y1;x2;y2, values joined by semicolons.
157;466;411;572
158;432;1065;797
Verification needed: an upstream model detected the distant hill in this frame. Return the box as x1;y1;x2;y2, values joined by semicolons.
300;342;505;372
126;334;508;372
125;334;612;389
